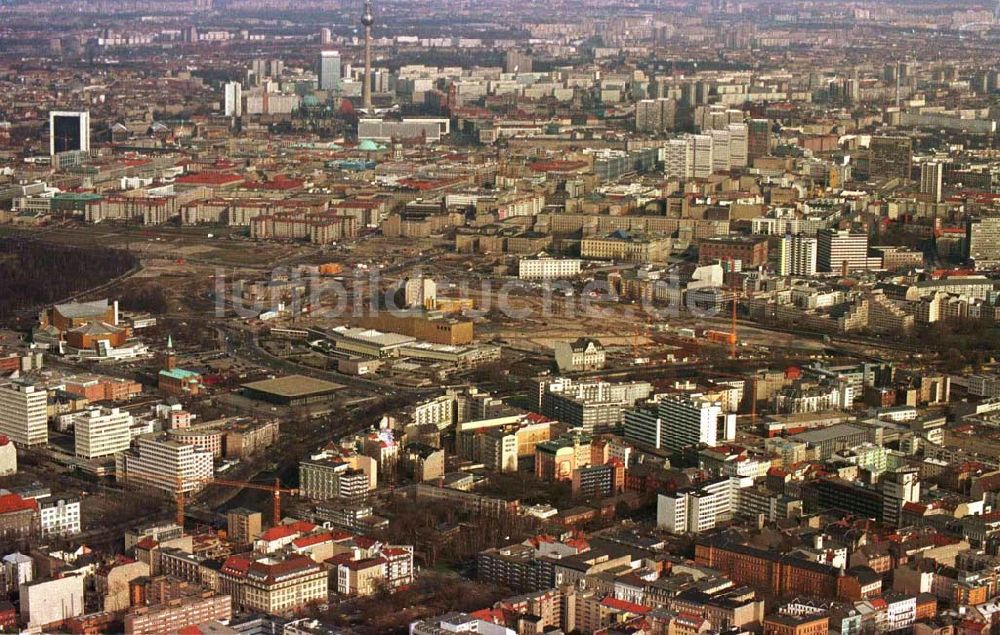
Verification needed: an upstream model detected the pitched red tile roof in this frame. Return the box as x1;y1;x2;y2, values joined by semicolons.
0;494;38;515
601;597;651;614
292;532;333;548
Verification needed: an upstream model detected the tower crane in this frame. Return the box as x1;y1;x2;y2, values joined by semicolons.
175;477;298;529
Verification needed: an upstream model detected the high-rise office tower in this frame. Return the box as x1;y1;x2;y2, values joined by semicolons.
817;229;870;273
920;161;944;203
361;0;374;111
319;28;332;45
726;123;748;168
623;394;732;453
779;235;818;276
882;468;919;527
869;135;913;181
692;134;714;178
49;111;90;156
709;129;731;173
664;138;694;181
318;50;341;92
635;98;677;133
966;216;1000;270
504;50;533;74
747;119;770;160
0;382;48;447
223;82;242;117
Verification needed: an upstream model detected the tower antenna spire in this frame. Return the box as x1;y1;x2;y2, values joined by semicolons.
361;0;374;112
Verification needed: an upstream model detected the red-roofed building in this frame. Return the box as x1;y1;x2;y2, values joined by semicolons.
224;554;326;614
0;493;39;538
175;173;245;188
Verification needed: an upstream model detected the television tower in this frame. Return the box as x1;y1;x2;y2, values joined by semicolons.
361;0;374;111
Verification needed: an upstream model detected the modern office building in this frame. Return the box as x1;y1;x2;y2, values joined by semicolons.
0;381;48;447
664;137;695;180
115;435;213;494
882;468;920;527
624;394;735;453
49;110;90;156
966;216;1000;270
920;161;943;203
223;81;242;117
658;478;737;534
73;407;133;460
817;229;870;273
747;119;770;160
869;135;913;181
318;49;341;92
779;235;818;276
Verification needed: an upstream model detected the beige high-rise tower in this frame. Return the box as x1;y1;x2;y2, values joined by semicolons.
361;0;374;111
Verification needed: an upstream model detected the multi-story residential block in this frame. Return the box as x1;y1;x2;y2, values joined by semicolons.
518;257;583;280
124;592;231;635
966;216;1000;270
779;235;818;276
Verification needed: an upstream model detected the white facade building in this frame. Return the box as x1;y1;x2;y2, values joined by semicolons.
624;394;734;453
38;495;81;536
0;382;48;447
224;82;242;117
115;435;213;494
817;229;870;273
0;436;16;476
74;407;133;459
20;574;85;628
657;478;737;534
779;235;818;276
518;258;583;280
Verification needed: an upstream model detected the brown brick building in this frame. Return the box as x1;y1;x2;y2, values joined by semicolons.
695;538;864;601
763;613;830;635
698;236;769;267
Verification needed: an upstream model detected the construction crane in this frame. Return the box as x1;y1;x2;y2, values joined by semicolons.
175;477;298;529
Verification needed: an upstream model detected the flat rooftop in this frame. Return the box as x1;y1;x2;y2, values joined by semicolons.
241;375;344;398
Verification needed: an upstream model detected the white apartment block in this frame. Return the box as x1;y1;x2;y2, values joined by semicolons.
727;123;748;168
518;258;583;280
692;134;714;178
709;129;731;173
664;138;694;181
0;382;48;447
413;394;456;429
73;407;133;459
779;235;818;276
624;394;734;453
115;435;213;493
657;478;736;534
38;496;81;536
